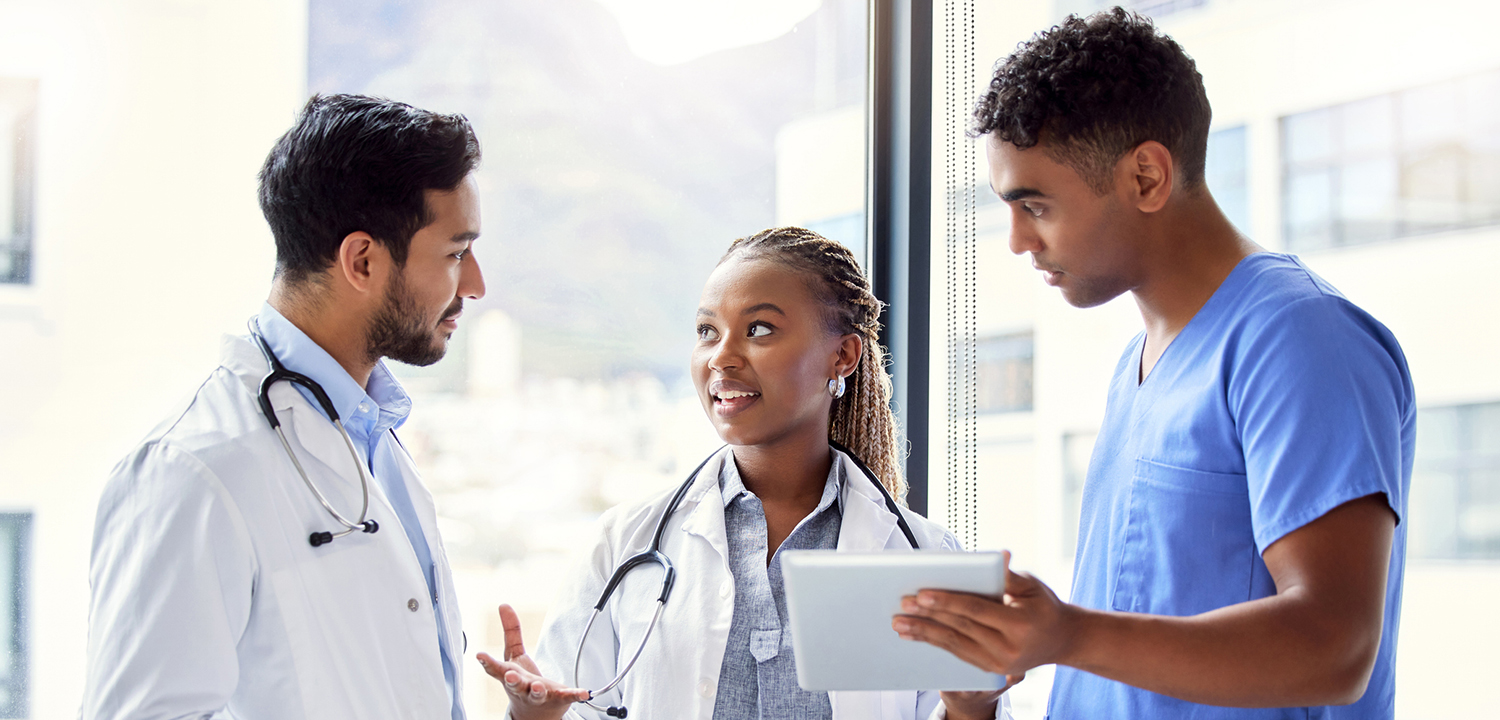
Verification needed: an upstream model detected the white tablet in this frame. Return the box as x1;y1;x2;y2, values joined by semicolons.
781;550;1008;692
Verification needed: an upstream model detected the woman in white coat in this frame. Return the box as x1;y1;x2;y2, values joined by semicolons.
479;227;1016;720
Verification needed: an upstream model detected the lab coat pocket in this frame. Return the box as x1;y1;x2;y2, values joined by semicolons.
1111;458;1257;617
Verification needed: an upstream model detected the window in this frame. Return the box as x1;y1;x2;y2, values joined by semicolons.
0;514;29;718
1205;125;1249;233
977;332;1033;414
1054;0;1208;20
1411;402;1500;560
1061;432;1095;560
0;79;36;286
308;2;868;713
1281;69;1500;251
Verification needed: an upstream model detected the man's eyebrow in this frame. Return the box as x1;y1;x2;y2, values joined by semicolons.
450;231;479;243
999;187;1046;202
744;303;786;316
697;308;715;318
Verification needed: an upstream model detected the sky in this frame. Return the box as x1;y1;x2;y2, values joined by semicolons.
592;0;823;65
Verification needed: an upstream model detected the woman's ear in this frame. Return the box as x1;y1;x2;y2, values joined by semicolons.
835;333;863;378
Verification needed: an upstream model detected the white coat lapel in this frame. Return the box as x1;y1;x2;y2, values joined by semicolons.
223;333;372;495
283;395;372;493
837;455;900;552
677;448;733;558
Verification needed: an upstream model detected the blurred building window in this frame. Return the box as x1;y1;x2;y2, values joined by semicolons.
977;331;1033;414
1411;402;1500;560
1281;69;1500;251
0;513;29;718
1206;125;1249;233
0;79;36;286
1054;0;1208;20
1061;432;1095;560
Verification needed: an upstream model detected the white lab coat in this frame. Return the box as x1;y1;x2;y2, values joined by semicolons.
529;447;1011;720
83;334;464;720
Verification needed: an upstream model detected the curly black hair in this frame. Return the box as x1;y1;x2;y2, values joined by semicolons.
973;8;1211;194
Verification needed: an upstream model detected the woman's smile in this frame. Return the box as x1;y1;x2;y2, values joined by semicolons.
710;379;763;417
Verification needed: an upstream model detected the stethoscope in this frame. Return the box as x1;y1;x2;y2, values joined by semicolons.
249;320;381;548
573;440;919;718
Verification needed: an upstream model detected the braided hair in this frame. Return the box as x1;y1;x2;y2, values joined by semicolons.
719;227;907;503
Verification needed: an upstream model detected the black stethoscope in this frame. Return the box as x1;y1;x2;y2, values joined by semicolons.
573;440;919;718
249;320;381;548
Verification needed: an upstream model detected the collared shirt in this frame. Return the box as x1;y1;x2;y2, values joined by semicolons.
712;452;843;720
255;303;463;720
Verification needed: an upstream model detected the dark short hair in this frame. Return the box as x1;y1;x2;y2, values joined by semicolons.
258;94;481;284
972;8;1211;193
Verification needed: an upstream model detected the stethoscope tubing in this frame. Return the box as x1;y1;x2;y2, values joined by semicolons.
249;320;380;546
573;443;917;715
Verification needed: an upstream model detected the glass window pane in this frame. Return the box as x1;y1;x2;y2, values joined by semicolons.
1413;403;1500;560
1061;432;1095;560
0;103;14;239
1342;94;1395;157
0;78;36;286
1401;80;1461;149
1283;108;1335;166
1401;147;1464;233
1206;125;1249;232
977;332;1034;414
1284;167;1335;250
1417;404;1461;462
0;515;27;717
1466;147;1500;224
1409;468;1460;559
1459;466;1500;557
1338;156;1399;244
1467;402;1500;457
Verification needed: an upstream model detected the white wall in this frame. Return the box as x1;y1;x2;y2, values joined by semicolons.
0;0;306;713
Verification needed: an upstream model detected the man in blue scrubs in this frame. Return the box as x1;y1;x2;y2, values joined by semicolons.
893;9;1414;718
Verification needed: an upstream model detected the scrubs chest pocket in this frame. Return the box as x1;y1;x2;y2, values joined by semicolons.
1111;459;1257;617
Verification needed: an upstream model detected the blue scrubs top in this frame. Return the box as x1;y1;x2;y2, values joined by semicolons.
1047;253;1415;719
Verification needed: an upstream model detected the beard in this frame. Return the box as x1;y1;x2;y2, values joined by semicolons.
365;270;461;368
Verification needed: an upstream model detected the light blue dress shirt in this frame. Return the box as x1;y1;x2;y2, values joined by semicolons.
256;303;463;720
1048;254;1414;719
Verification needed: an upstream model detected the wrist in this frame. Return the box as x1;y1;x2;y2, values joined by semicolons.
1052;601;1094;669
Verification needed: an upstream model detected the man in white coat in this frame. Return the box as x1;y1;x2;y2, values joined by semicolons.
82;94;486;720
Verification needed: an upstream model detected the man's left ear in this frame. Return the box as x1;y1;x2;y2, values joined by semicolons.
1125;141;1174;213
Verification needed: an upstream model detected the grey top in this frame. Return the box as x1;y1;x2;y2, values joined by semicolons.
712;452;844;720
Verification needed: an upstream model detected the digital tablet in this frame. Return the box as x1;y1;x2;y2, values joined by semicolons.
780;550;1008;692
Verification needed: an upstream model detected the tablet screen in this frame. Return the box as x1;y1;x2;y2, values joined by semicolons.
781;550;1008;692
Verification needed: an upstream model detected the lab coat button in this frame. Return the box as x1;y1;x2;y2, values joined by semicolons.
698;679;713;698
719;582;730;598
408;598;420;612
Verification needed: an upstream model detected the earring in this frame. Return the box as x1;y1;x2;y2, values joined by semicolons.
827;376;847;399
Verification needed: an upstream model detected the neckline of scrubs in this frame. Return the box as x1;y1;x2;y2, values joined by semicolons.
1132;251;1269;390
